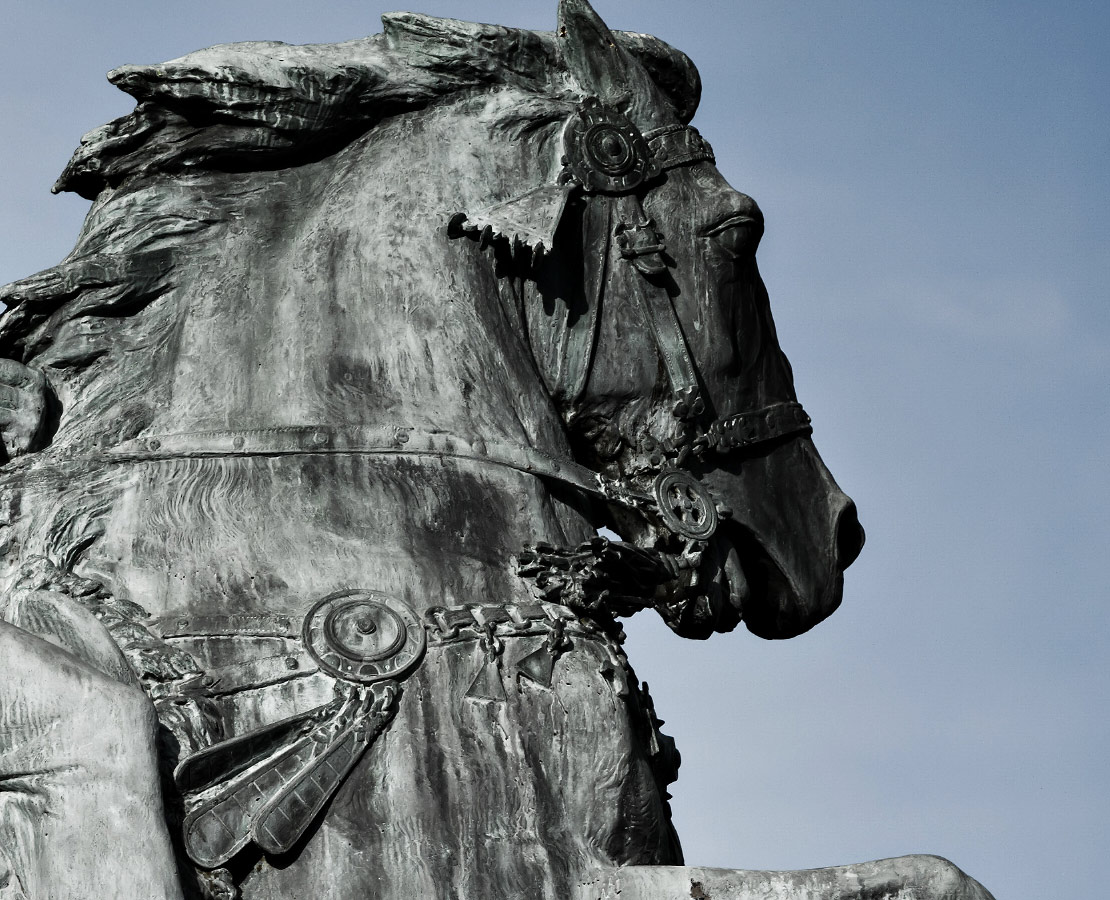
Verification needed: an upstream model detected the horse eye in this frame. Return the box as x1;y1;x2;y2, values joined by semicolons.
712;225;750;257
706;215;758;258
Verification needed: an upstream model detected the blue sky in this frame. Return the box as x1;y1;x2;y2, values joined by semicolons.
1;3;1106;898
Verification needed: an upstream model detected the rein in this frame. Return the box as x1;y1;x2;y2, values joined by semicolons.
103;405;810;543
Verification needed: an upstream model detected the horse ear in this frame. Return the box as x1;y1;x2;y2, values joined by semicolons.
557;0;677;127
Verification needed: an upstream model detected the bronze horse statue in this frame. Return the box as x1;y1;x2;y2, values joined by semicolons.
0;2;994;898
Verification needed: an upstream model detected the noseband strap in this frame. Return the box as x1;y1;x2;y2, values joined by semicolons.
699;401;812;455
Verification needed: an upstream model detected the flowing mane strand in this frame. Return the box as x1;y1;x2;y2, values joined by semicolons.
55;13;702;201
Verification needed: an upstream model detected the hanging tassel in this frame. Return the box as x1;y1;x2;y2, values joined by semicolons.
516;620;571;689
466;623;507;702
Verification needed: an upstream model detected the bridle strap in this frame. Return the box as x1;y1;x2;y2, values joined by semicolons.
608;189;705;421
644;124;715;171
107;425;622;501
606;125;716;420
560;196;611;403
701;401;813;454
621;236;704;417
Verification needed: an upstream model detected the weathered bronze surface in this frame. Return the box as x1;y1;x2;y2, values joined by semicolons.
0;2;994;898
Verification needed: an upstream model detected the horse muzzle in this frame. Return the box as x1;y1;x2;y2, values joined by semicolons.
700;436;864;640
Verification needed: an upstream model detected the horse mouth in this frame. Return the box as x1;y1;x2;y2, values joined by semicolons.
727;517;855;641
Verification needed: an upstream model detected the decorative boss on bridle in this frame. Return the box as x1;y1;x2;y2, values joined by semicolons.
453;96;813;546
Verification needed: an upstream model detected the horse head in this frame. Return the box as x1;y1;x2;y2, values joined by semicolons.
454;0;864;639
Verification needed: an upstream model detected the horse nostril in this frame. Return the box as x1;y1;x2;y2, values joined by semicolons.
835;501;865;569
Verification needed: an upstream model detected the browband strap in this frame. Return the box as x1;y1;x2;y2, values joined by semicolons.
644;124;715;170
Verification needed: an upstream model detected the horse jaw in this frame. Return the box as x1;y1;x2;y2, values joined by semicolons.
702;437;864;640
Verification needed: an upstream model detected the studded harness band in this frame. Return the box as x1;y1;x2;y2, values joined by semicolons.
161;595;626;868
104;406;812;545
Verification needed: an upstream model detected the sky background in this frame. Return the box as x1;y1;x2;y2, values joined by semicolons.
1;2;1106;898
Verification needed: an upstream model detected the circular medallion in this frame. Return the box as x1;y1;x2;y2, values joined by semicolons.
653;470;719;541
585;124;637;176
303;590;426;683
563;98;658;194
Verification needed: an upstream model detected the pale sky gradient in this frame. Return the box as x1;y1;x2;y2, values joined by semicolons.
1;3;1106;899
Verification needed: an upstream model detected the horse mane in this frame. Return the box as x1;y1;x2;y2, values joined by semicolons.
56;13;701;200
0;13;699;363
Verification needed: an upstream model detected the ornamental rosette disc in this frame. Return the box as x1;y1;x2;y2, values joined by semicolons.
303;590;426;683
562;98;659;194
653;469;719;541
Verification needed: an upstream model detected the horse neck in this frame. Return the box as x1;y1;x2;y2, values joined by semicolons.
14;97;600;615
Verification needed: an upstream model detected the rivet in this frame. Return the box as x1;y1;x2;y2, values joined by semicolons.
147;438;162;451
285;657;300;670
232;436;245;449
313;431;328;445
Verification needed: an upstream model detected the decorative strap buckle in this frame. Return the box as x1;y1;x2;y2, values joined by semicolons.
561;98;660;194
652;469;719;541
614;216;667;275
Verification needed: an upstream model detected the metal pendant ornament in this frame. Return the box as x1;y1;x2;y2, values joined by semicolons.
177;590;425;868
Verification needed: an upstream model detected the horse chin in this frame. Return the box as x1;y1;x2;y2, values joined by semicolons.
727;522;846;640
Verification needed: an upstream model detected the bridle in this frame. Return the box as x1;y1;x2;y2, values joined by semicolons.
458;97;814;540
